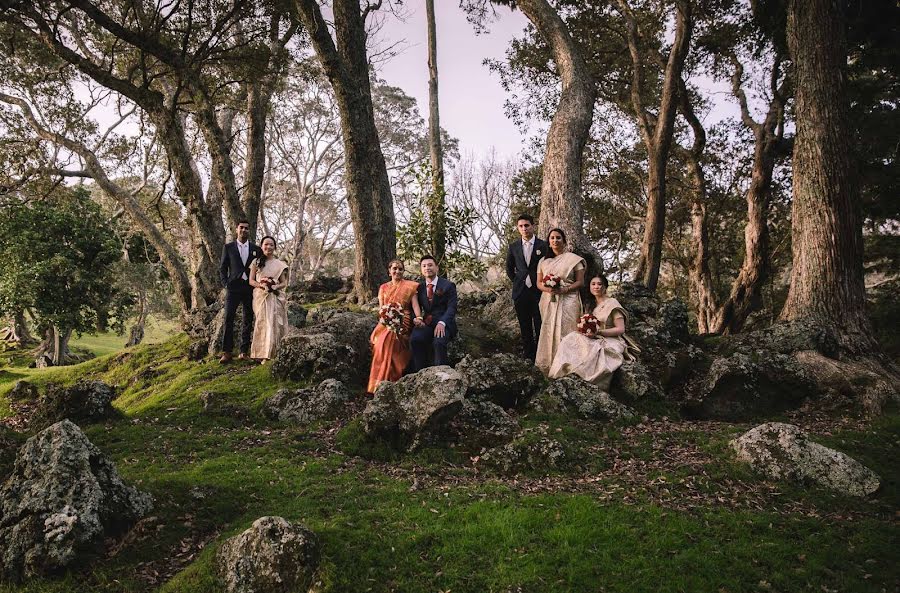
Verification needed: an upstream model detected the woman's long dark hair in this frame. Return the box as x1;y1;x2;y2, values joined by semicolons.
584;274;610;313
546;227;567;257
257;235;277;269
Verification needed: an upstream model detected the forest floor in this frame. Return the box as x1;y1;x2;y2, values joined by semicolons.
0;330;898;593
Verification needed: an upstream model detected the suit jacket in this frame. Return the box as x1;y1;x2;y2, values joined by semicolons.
219;241;260;291
417;277;458;337
506;237;548;301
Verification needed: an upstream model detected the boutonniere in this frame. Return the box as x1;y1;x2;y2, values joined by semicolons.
435;289;445;296
535;249;542;256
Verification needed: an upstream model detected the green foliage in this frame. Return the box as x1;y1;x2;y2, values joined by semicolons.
397;162;487;282
0;186;131;336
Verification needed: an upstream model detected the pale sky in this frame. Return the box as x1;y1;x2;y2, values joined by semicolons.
376;1;530;159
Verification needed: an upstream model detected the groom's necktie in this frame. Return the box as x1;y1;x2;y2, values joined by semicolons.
427;282;434;303
524;240;533;288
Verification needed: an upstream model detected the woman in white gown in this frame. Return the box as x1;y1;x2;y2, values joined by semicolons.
549;275;628;390
248;236;289;363
534;228;586;375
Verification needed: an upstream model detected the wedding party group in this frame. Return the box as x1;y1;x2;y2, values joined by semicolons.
216;213;633;395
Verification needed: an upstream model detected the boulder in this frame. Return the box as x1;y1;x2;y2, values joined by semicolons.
362;366;467;449
271;334;356;384
0;427;24;480
450;399;520;451
609;360;664;401
8;381;38;401
611;283;690;349
0;420;152;582
272;309;374;385
217;516;320;593
730;423;880;497
286;301;308;328
530;376;635;421
263;380;352;424
684;351;817;421
32;381;117;429
480;292;519;341
479;427;567;474
456;353;545;409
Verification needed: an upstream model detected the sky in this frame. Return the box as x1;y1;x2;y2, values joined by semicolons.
375;1;531;159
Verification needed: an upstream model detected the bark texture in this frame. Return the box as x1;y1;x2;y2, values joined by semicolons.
294;0;397;302
779;0;874;353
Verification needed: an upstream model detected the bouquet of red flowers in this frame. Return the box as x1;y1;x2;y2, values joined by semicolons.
542;273;562;301
577;313;601;337
378;302;405;334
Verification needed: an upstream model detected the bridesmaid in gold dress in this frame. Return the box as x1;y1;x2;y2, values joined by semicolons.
535;228;586;375
248;236;289;363
549;274;628;390
367;259;423;394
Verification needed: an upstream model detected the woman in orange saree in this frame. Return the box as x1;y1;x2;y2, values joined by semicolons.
367;259;423;394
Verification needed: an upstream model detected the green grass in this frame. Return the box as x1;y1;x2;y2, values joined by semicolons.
0;335;898;592
69;316;179;357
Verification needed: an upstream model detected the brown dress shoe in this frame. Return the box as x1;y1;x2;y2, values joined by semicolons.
219;352;233;364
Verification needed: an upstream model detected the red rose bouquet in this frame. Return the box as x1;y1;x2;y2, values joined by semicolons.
378;302;405;334
542;273;562;302
577;313;600;337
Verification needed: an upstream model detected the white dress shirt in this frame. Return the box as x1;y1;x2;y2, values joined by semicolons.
237;240;249;280
425;277;445;327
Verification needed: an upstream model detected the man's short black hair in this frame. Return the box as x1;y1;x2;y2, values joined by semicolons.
419;254;437;265
516;213;534;225
236;219;250;227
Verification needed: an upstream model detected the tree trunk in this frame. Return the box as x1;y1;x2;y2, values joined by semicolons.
711;142;772;334
126;288;148;347
779;0;874;353
514;0;596;257
618;0;692;291
636;148;670;290
36;325;71;366
293;0;396;302
426;0;446;264
1;311;34;345
244;83;270;240
708;54;788;335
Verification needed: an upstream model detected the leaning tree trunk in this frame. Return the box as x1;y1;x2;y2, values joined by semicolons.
293;0;396;303
617;0;692;291
425;0;447;265
779;0;874;354
513;0;597;266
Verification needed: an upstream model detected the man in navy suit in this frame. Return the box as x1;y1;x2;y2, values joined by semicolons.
218;220;260;363
505;213;547;362
411;255;458;371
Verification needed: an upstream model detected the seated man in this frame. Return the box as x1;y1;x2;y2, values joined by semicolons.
410;255;458;371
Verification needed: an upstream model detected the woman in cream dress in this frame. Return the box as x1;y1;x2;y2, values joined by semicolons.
549;275;628;390
248;236;289;362
534;228;585;375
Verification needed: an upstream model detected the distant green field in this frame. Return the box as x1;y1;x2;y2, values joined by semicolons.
70;316;179;357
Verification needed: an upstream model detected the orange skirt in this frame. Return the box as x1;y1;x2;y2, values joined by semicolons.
367;317;412;393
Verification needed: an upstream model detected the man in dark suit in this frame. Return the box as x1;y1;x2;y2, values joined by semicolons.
505;213;548;362
411;255;458;371
218;219;260;363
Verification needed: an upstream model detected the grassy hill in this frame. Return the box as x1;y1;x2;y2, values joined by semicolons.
0;334;897;593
